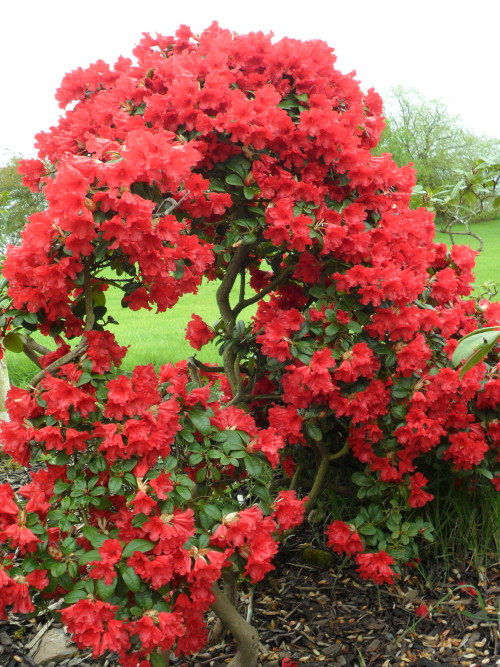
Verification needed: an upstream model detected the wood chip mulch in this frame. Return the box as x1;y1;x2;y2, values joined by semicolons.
1;460;500;667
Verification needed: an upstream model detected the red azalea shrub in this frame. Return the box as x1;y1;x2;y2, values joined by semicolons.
1;22;500;666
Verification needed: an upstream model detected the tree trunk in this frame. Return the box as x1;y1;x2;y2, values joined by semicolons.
210;583;260;667
212;567;239;642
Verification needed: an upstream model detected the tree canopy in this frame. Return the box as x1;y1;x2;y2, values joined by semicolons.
0;156;46;250
375;86;500;191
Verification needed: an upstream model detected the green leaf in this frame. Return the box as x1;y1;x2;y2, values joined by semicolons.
50;562;67;578
195;466;207;483
304;422;322;442
122;539;155;558
476;467;493;480
134;589;154;610
82;525;107;549
252;485;272;504
76;372;92;386
88;455;108;473
226;156;250;179
64;589;88;604
96;577;117;600
279;97;298;109
67;562;79;579
150;653;167;667
225;174;243;187
121;566;142;592
22;312;38;324
325;323;339;336
203;504;222;521
189;410;212;435
213;430;245;449
461;341;499;378
53;480;70;495
3;332;23;353
108;477;123;494
176;485;193;501
245;456;263;478
452;328;500;370
243;186;254;200
348;321;362;334
351;472;373;487
188;453;204;466
78;549;101;565
53;452;70;466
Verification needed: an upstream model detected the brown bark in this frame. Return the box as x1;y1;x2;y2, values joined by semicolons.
210;582;260;667
212;568;239;642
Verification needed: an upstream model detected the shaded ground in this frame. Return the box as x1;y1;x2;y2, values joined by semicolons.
2;460;499;666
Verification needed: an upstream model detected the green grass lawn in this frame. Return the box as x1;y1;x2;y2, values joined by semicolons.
6;278;255;386
434;217;500;291
6;218;499;387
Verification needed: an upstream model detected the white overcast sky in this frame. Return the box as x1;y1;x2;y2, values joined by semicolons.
2;0;499;162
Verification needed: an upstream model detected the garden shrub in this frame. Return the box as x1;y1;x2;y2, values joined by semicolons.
1;22;500;666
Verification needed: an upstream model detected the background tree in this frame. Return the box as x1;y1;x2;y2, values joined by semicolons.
375;86;500;191
0;156;46;249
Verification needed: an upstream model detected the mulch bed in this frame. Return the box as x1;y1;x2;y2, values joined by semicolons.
2;460;500;667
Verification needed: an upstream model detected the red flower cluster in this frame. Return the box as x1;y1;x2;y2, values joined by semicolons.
185;314;215;350
326;520;364;555
355;551;396;585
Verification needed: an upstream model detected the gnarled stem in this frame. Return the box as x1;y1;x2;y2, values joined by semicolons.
210;582;259;667
211;567;239;642
303;439;350;515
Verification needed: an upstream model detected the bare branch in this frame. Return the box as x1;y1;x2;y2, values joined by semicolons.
189;357;225;374
155;190;190;217
233;265;294;318
19;335;51;356
28;340;87;388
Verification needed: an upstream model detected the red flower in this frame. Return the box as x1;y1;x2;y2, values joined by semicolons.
458;582;478;597
1;524;42;554
444;430;489;470
408;472;434;508
415;603;430;618
282;456;297;478
271;490;307;532
148;472;174;500
355;551;396;585
185;314;214;350
326;520;364;555
250;427;285;467
40;376;96;422
61;599;130;657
